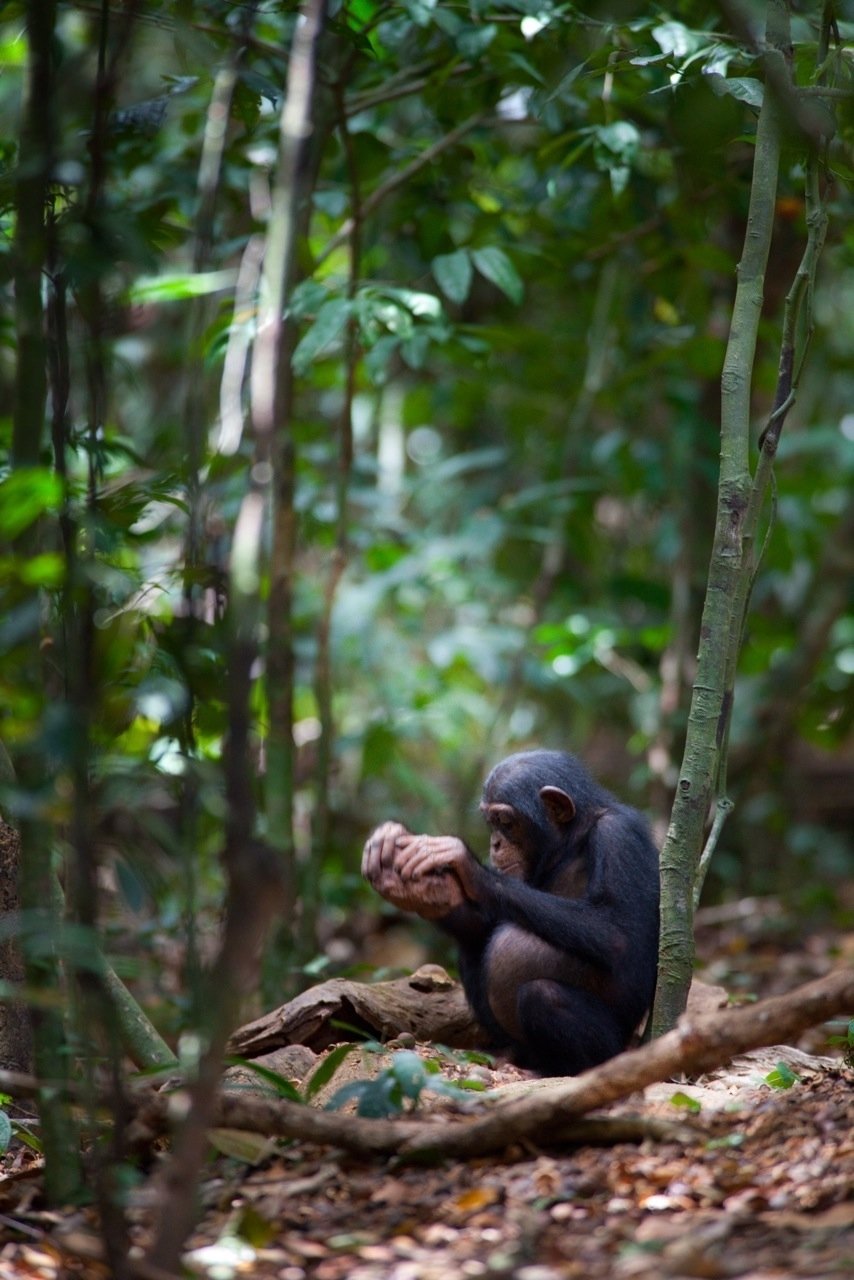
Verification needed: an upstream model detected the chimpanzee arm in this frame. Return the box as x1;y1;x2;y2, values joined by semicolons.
466;865;626;970
397;819;637;971
433;896;494;946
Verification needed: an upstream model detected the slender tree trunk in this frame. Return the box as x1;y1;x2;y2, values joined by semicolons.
653;0;833;1035
654;0;785;1035
256;0;329;979
11;0;84;1206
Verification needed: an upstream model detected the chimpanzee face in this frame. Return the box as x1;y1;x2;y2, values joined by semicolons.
481;802;528;878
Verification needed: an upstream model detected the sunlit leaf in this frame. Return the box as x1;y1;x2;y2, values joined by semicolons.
595;120;640;159
669;1090;702;1113
705;74;764;108
401;0;436;28
652;20;700;57
0;469;63;539
208;1128;277;1164
127;269;237;302
18;552;64;587
765;1061;799;1090
381;287;443;318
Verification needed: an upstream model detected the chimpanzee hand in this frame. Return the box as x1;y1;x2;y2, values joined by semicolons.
393;833;482;899
362;822;466;919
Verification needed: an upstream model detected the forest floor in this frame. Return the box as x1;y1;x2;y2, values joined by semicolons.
0;898;852;1280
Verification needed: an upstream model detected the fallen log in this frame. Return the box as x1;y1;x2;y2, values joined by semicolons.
227;963;484;1057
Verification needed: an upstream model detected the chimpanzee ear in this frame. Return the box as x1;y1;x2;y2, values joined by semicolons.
539;786;576;825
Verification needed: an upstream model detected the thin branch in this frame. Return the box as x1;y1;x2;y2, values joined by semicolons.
306;81;362;955
693;798;734;910
709;138;829;829
314;113;485;267
256;1;329;924
346;61;472;116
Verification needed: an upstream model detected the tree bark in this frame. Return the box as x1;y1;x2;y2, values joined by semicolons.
654;0;794;1036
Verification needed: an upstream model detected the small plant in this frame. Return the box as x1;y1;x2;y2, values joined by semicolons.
0;1094;42;1155
229;1041;360;1104
826;1018;854;1069
325;1050;474;1118
764;1061;800;1090
669;1090;702;1114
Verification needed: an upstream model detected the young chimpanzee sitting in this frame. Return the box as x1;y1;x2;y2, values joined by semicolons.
362;749;660;1076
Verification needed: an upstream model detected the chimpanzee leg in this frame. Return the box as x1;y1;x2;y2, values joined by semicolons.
514;979;626;1075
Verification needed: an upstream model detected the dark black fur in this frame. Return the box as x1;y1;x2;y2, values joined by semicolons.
439;750;660;1076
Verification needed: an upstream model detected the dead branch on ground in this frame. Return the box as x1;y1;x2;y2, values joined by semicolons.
138;967;852;1161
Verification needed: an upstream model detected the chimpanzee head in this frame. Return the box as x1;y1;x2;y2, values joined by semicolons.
478;751;589;878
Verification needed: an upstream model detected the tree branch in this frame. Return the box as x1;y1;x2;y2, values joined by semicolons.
136;968;853;1162
314;113;485;268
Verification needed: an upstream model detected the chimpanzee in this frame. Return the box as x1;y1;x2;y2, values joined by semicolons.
362;749;660;1076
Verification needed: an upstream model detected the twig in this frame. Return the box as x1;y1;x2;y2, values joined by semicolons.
693;798;734;910
314;113;485;267
346;61;473;116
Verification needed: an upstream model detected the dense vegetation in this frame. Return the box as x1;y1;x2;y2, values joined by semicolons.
0;0;851;1248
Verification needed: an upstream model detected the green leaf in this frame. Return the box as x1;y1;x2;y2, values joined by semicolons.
363;333;400;384
0;469;63;539
303;1042;359;1101
127;269;237;303
381;287;443;319
0;1110;11;1154
706;74;763;108
669;1090;701;1114
401;332;431;369
706;1132;745;1151
765;1061;799;1090
401;0;436;28
389;1050;428;1101
595;120;640;160
471;247;523;304
227;1057;303;1102
652;20;700;57
325;1076;401;1117
292;298;352;374
456;23;497;58
432;250;473;305
18;552;64;587
209;1128;276;1164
